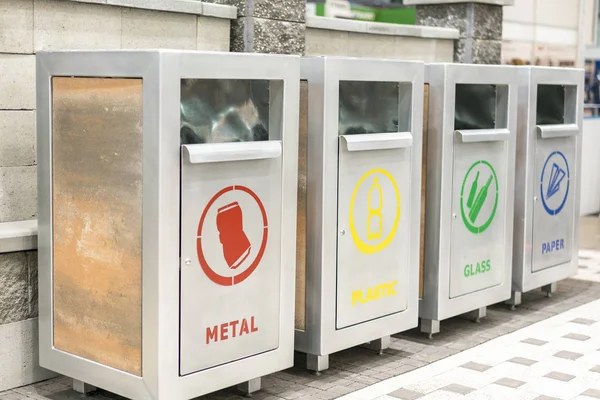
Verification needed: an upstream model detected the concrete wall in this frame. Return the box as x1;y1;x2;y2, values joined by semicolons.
0;0;233;390
304;16;457;61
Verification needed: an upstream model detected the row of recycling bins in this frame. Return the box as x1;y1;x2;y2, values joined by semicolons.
35;50;583;400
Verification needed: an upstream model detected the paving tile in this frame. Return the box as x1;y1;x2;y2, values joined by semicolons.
590;365;600;373
543;371;575;382
562;333;591;341
460;362;492;372
521;338;548;346
388;388;423;399
554;351;584;360
570;318;596;325
508;357;538;366
493;378;526;388
440;384;474;395
580;388;600;399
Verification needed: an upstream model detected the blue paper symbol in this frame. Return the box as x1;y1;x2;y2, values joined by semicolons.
546;162;566;200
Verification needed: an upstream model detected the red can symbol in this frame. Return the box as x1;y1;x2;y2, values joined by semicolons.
216;201;251;269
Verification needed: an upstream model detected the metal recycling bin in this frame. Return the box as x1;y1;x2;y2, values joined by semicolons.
419;63;518;337
295;56;423;372
509;67;584;306
36;50;300;400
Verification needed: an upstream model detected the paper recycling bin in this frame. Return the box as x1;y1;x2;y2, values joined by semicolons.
419;63;518;337
36;50;300;399
509;67;584;307
295;56;423;372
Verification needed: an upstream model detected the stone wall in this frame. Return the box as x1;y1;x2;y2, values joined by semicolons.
0;0;233;390
305;17;457;61
415;3;503;64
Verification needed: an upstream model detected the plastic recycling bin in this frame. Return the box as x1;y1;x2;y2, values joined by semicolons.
419;63;518;337
295;56;423;372
509;67;584;306
36;50;300;400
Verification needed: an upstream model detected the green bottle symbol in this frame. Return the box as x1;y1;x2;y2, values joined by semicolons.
467;173;493;223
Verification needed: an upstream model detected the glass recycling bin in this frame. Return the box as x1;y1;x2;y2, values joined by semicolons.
419;63;518;337
36;50;300;399
296;56;423;372
509;67;584;307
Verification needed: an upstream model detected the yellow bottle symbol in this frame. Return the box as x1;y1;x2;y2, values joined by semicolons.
367;176;383;241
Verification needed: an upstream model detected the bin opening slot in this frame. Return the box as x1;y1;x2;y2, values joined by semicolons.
454;84;507;130
536;84;566;125
338;80;412;136
180;79;282;145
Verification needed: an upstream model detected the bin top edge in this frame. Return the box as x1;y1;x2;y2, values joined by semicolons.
35;49;301;59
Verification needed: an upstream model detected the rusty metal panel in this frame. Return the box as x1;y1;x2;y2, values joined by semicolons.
295;81;308;331
51;77;143;376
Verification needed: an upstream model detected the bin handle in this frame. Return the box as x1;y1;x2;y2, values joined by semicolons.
455;128;510;143
340;132;413;152
536;124;579;139
182;141;282;164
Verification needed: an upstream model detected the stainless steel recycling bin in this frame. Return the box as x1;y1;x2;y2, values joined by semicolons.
295;56;423;372
36;50;300;399
509;66;584;307
419;63;518;337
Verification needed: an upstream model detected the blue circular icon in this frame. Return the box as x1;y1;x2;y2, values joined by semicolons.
540;151;570;216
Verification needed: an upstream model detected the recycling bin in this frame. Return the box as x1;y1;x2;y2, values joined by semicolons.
295;56;423;372
509;67;584;306
36;50;300;400
419;63;518;337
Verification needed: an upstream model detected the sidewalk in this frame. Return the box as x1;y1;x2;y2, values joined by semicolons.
2;242;600;400
342;290;600;400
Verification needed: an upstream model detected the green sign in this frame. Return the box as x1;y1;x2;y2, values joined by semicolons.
460;160;498;234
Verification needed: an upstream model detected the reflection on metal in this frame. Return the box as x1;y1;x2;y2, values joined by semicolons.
536;84;565;125
454;84;497;130
338;81;400;135
180;79;271;144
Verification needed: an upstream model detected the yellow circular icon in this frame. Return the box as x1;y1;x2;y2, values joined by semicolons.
349;168;401;254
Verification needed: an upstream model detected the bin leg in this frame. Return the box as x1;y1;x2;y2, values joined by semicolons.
306;353;329;374
506;291;522;310
420;318;440;339
73;379;97;394
541;282;557;298
361;336;390;355
237;378;261;396
462;307;486;323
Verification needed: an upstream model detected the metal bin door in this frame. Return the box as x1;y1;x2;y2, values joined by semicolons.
449;136;507;298
179;141;283;375
531;116;577;272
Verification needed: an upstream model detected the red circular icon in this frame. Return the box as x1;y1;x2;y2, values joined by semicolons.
196;185;268;286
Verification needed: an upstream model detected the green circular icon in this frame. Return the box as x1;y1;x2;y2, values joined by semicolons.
460;160;499;234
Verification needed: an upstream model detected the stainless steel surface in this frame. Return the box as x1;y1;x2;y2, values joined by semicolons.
180;141;282;374
37;50;300;400
296;56;423;360
455;128;511;143
449;141;506;298
512;67;583;295
420;63;518;326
